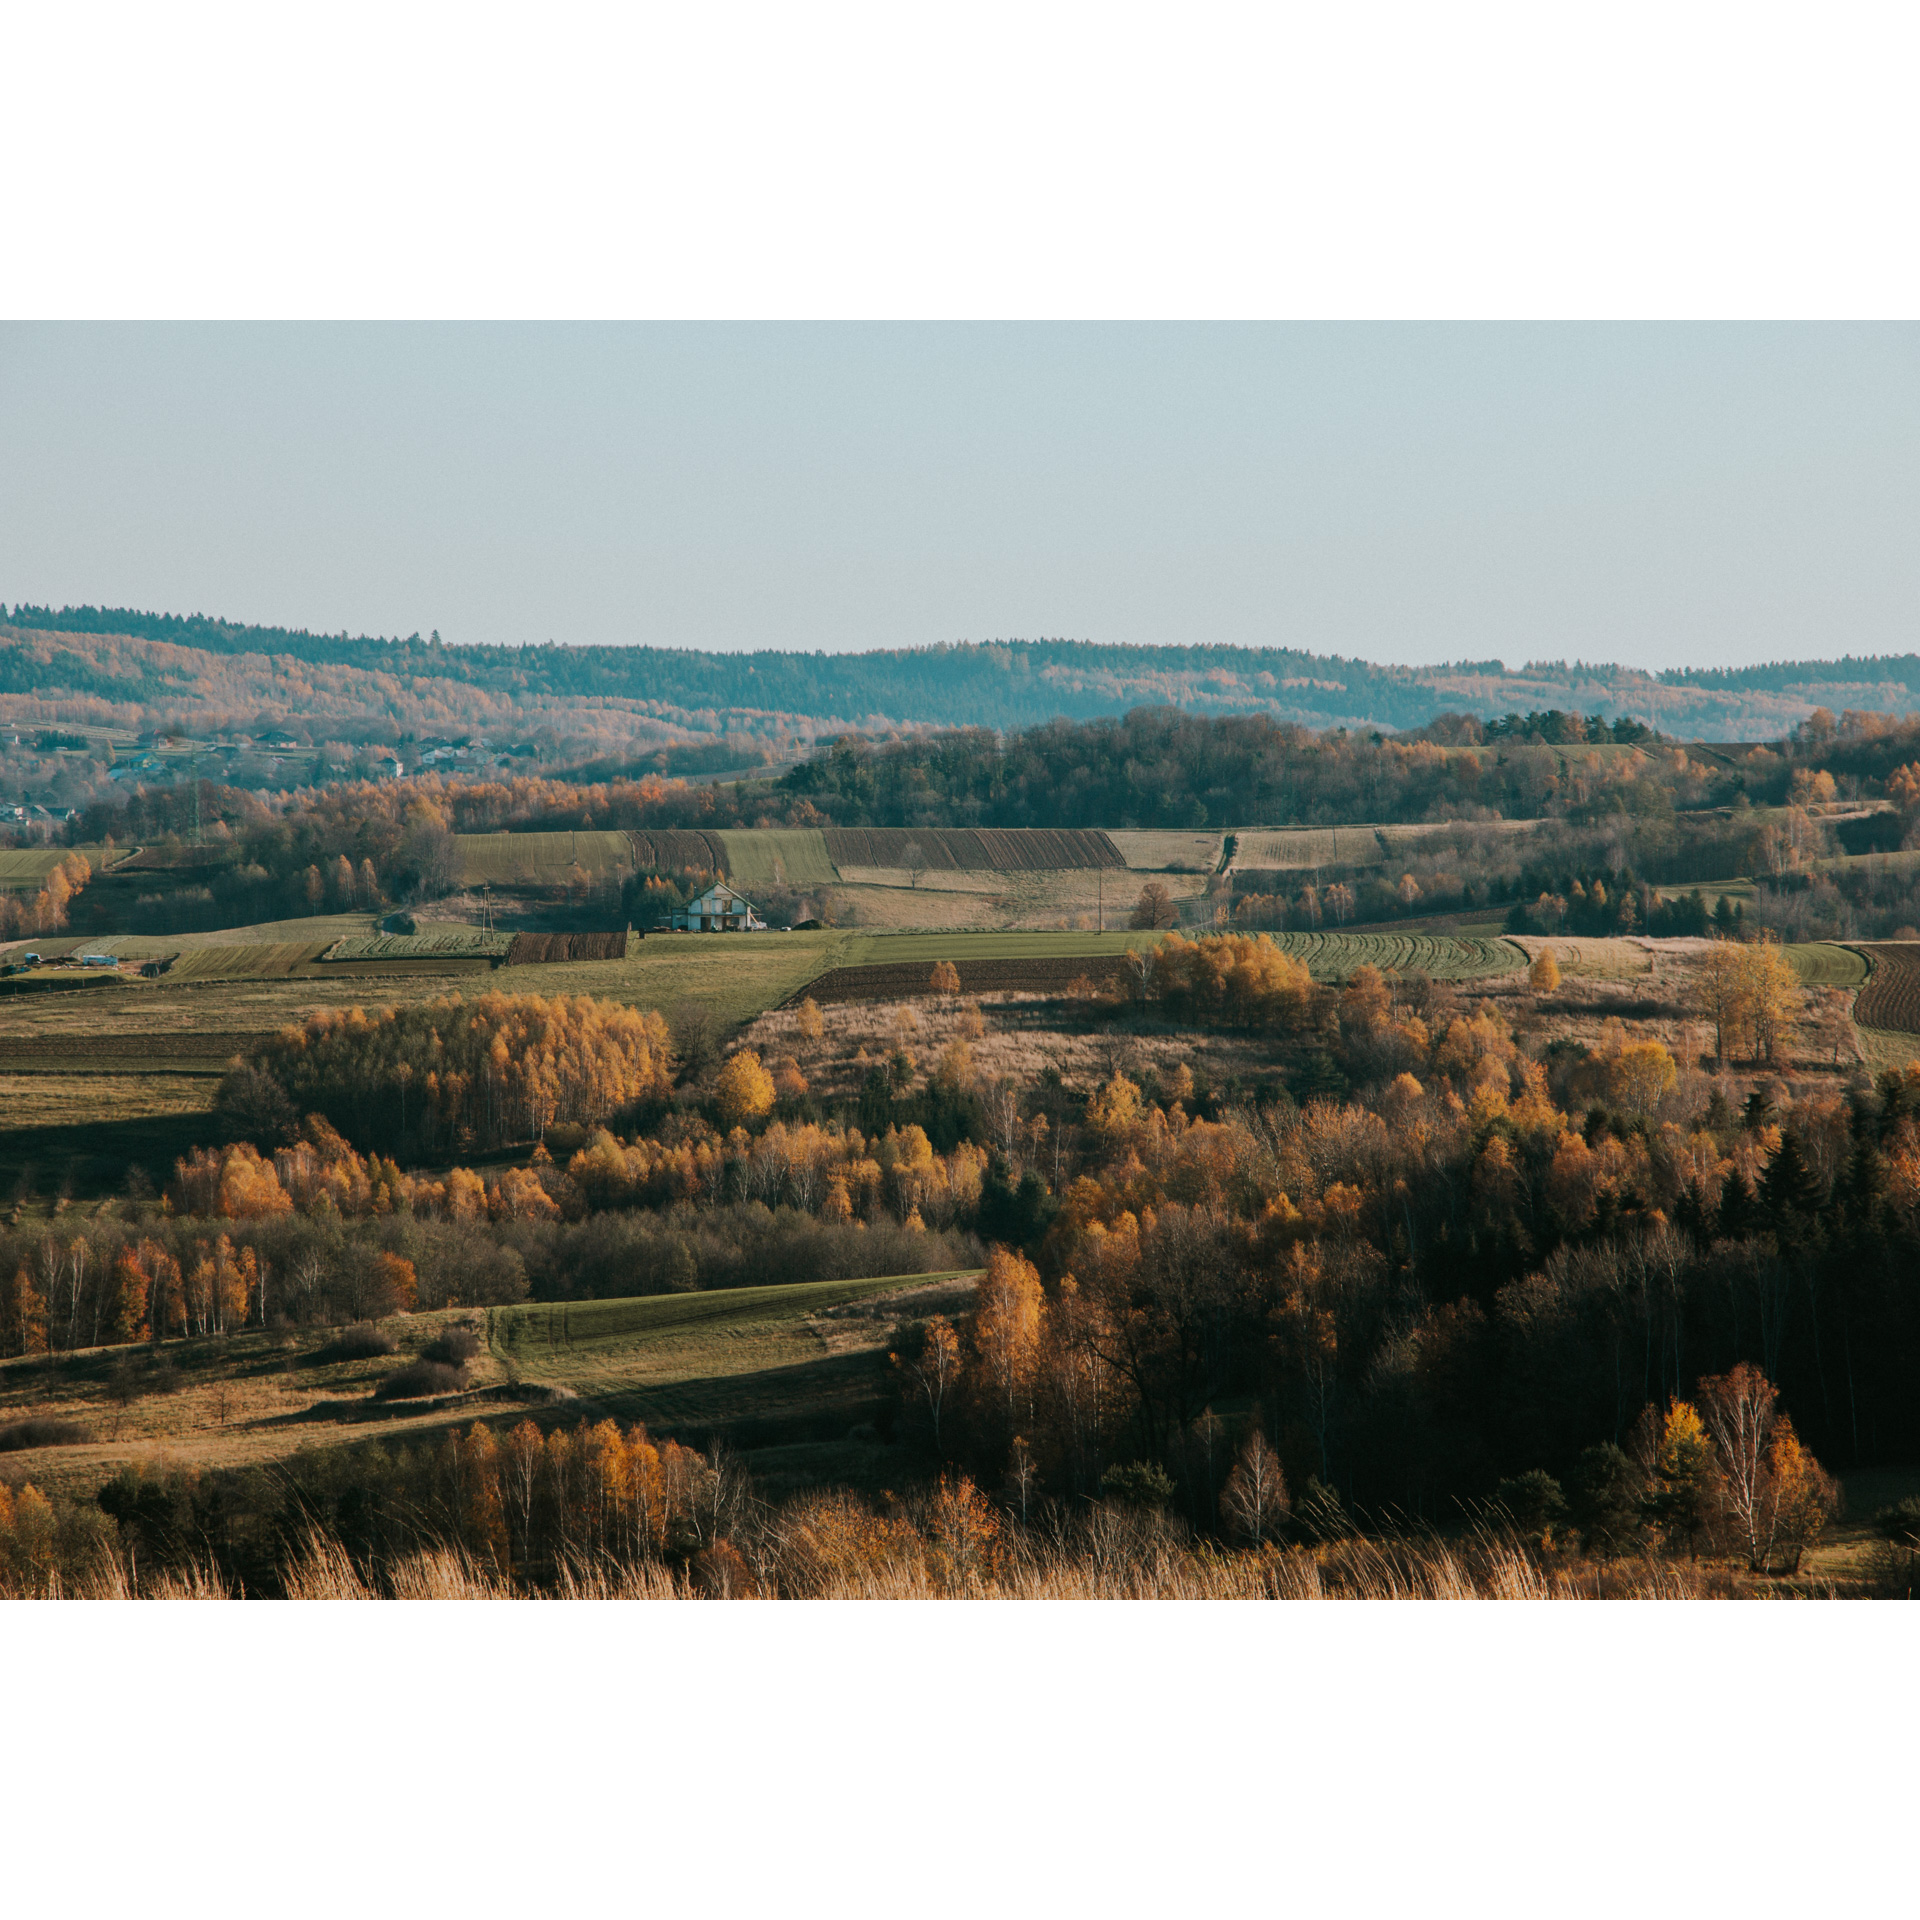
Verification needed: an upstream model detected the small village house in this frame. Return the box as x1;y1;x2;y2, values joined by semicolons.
669;883;765;932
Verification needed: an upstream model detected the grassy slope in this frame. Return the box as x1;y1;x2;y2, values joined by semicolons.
453;829;635;883
0;1273;974;1497
488;1272;974;1431
717;828;839;888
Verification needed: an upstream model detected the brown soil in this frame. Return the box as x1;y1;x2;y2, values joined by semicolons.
1853;943;1920;1034
504;931;630;964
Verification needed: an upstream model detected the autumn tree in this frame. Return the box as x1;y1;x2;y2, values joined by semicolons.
895;1314;962;1452
1529;946;1561;994
929;960;961;996
795;996;824;1046
715;1049;775;1130
1129;881;1176;930
969;1247;1045;1449
1645;1401;1718;1558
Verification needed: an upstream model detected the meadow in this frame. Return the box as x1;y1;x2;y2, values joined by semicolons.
453;828;637;885
717;827;839;889
0;1272;973;1499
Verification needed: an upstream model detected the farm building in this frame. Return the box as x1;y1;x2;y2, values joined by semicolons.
670;883;765;932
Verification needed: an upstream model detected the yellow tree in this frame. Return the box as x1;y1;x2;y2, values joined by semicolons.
894;1315;963;1452
1529;946;1561;994
715;1050;775;1130
970;1248;1045;1444
0;1265;49;1357
929;960;961;995
1738;939;1799;1066
1692;944;1746;1065
1604;1040;1677;1115
1648;1401;1719;1558
1762;1417;1839;1573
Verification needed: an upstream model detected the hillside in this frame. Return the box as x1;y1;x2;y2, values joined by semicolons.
11;605;1920;742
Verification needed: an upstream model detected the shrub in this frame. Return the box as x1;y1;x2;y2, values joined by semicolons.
372;1359;468;1401
319;1323;397;1363
421;1326;480;1367
1099;1461;1175;1510
0;1418;90;1452
1872;1495;1920;1544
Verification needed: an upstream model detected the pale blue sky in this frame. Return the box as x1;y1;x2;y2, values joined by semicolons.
1;323;1913;670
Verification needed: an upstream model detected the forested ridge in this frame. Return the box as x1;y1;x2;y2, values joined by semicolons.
14;602;1920;738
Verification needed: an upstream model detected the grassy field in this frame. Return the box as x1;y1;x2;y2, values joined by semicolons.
0;1272;977;1498
1106;830;1224;872
453;829;635;884
1229;820;1537;873
1785;943;1870;988
1261;930;1527;980
0;844;129;890
323;927;514;961
168;941;334;980
488;1271;976;1437
717;828;839;889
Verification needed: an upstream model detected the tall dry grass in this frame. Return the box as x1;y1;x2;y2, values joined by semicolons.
51;1518;1736;1600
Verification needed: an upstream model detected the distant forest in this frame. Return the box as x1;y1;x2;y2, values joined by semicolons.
11;603;1920;739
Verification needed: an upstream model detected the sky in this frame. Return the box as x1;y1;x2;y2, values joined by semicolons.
0;322;1914;671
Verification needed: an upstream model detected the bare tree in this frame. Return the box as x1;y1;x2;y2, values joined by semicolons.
902;840;927;889
1220;1428;1290;1544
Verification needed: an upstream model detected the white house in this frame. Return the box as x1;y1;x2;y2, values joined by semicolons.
670;883;764;932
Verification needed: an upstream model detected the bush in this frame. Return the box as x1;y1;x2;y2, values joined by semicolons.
318;1323;397;1363
0;1418;91;1452
1099;1461;1175;1510
372;1359;468;1401
1872;1495;1920;1544
421;1326;480;1367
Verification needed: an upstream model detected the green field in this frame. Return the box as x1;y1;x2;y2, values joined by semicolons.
324;926;514;961
0;844;128;890
718;828;839;889
454;829;635;884
1785;943;1870;988
488;1271;978;1431
1257;930;1527;980
165;941;332;980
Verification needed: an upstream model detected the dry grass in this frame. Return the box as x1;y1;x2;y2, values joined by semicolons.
834;866;1208;931
1102;830;1225;873
57;1523;1745;1600
744;989;1274;1111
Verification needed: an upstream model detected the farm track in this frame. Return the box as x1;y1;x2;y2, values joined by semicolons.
1851;944;1920;1035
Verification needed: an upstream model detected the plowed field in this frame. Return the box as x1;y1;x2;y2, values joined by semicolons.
504;931;629;965
623;829;730;873
1852;944;1920;1034
821;828;1123;871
